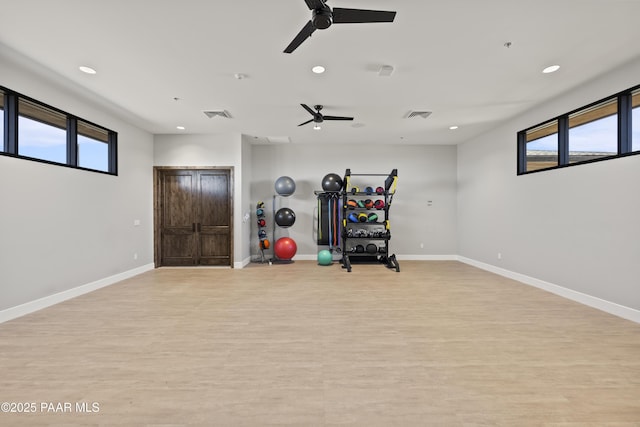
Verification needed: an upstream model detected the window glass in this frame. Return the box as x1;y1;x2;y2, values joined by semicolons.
632;89;640;152
0;90;4;152
568;98;617;163
525;120;558;171
18;98;67;163
78;120;109;172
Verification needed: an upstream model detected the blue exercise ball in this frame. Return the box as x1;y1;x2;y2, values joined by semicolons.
274;176;296;196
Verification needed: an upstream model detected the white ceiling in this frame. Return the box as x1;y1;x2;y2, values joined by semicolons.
1;0;640;145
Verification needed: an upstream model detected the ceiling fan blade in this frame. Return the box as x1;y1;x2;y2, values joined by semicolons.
298;119;314;126
323;116;354;121
304;0;326;10
284;20;316;53
332;8;396;24
301;104;316;116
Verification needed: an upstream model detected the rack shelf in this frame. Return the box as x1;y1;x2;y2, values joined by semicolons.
341;168;399;273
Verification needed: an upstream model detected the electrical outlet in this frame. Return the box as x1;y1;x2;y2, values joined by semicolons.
134;253;138;260
420;243;424;249
133;219;141;226
498;253;502;260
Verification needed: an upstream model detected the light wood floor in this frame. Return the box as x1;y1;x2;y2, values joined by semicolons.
1;261;639;426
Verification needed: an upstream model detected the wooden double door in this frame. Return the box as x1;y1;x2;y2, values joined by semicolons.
155;168;233;266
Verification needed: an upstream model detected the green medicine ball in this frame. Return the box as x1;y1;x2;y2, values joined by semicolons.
317;249;332;266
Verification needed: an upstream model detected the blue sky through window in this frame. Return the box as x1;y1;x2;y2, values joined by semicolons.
527;133;558;151
15;116;108;170
633;106;640;151
18;116;66;163
0;107;4;152
528;114;619;153
79;135;108;172
569;114;617;153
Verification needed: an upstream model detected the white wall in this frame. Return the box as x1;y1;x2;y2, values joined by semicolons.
250;143;458;259
240;134;254;265
0;50;154;312
457;57;640;312
153;133;249;266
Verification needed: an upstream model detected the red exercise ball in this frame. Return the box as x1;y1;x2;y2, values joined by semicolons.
274;237;297;260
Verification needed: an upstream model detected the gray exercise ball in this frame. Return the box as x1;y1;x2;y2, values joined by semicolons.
274;176;296;196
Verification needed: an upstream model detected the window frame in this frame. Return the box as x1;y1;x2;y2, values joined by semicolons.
1;85;118;175
517;83;640;175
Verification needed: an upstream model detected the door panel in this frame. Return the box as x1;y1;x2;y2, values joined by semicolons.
164;174;194;227
199;172;230;226
162;232;197;265
199;228;230;265
161;172;197;266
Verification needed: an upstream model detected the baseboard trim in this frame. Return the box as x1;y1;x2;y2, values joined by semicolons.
234;257;251;269
397;254;458;261
0;263;155;324
458;256;640;324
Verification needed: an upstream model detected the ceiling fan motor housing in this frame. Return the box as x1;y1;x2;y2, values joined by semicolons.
312;8;333;29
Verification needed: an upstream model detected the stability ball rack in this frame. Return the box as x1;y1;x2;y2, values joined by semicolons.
341;168;400;272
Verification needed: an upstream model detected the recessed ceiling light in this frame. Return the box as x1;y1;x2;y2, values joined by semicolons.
79;66;96;75
542;65;560;74
176;126;185;130
312;65;325;74
449;126;459;130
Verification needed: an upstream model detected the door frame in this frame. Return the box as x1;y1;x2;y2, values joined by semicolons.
154;166;235;268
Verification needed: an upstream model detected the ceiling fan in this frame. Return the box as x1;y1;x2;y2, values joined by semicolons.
298;104;354;127
284;0;396;53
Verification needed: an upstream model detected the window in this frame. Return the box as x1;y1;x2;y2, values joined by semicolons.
0;90;4;153
78;120;109;172
18;98;67;164
0;85;117;175
568;98;617;163
518;83;640;174
524;120;558;172
633;89;640;152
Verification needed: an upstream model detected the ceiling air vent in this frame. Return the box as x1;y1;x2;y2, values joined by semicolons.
203;110;232;119
406;111;432;119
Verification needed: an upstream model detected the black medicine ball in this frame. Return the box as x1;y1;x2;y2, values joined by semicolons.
321;173;343;192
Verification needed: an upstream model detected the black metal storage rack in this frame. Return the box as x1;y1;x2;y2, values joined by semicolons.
341;169;399;272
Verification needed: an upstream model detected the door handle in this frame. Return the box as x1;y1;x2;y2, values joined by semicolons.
197;223;202;232
192;223;196;232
